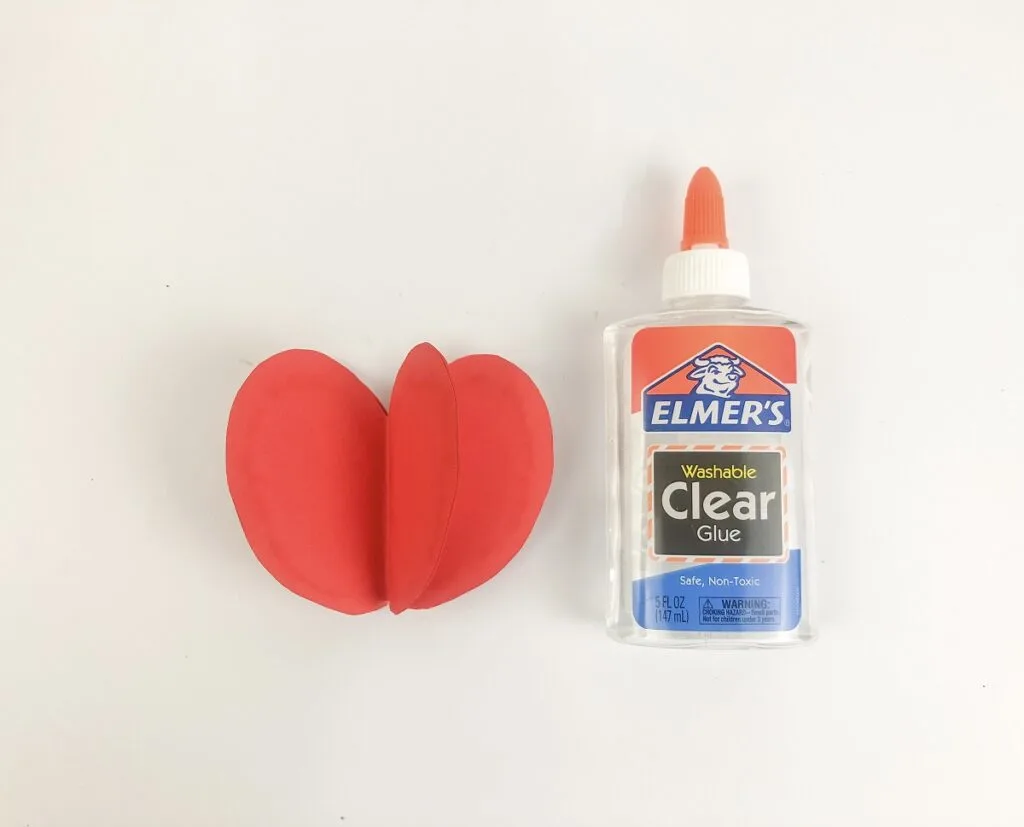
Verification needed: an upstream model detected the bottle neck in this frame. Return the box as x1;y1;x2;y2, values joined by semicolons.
661;247;751;304
665;293;751;311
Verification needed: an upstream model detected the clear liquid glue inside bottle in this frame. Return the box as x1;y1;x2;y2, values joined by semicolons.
604;167;815;647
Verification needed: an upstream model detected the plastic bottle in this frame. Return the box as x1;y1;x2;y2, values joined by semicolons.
604;167;815;647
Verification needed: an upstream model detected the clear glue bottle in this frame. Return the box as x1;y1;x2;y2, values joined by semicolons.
604;167;815;647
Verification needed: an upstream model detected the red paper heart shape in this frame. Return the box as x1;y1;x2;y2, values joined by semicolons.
226;345;553;614
226;350;387;614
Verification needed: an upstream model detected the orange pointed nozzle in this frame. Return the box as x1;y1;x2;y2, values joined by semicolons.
681;166;729;250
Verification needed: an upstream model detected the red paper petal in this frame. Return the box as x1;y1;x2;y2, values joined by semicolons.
226;350;386;614
412;354;553;609
385;343;459;613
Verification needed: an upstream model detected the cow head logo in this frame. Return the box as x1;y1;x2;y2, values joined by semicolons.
686;355;745;398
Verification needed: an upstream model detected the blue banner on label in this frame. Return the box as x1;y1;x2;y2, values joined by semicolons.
633;551;802;632
643;393;791;433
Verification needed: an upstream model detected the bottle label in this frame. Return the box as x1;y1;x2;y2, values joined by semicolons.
629;326;803;633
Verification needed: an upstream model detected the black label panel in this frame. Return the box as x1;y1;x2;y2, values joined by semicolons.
652;450;783;557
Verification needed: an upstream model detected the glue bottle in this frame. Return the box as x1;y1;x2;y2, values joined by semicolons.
604;167;815;647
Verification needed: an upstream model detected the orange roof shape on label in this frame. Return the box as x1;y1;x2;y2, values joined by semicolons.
644;344;789;397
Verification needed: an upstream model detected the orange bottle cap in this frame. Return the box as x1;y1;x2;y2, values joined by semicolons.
681;166;729;250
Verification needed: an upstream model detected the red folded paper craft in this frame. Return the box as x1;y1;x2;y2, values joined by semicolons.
226;344;553;614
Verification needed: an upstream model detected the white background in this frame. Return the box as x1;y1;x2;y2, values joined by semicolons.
2;2;1022;825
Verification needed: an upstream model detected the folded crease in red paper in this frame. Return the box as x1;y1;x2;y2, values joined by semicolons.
226;343;553;614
